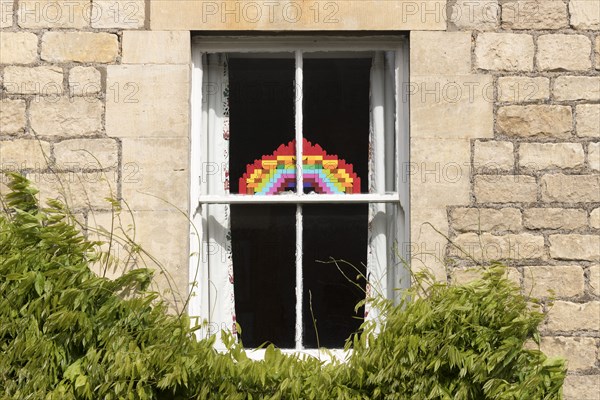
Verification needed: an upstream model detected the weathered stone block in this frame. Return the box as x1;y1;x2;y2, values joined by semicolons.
68;66;101;96
554;76;600;101
411;31;472;75
122;138;188;172
0;32;38;64
30;97;103;137
41;32;118;63
3;66;64;95
86;210;139;280
496;105;572;138
449;0;499;31
563;375;600;400
537;34;591;71
0;140;51;170
545;301;600;332
450;207;522;232
596;38;600;70
0;0;14;28
453;232;545;261
591;208;600;230
452;267;520;285
121;138;189;211
18;0;90;28
541;174;600;203
450;268;484;285
410;138;472;207
106;65;190;138
590;265;600;297
0;180;9;197
549;234;600;261
410;75;494;138
569;0;600;30
122;31;191;64
474;175;537;203
91;0;145;29
119;210;190;306
54;139;118;170
122;170;189;212
150;0;447;31
590;143;600;173
502;0;568;30
523;266;585;298
475;33;534;71
410;207;451;282
34;171;116;209
576;104;600;137
497;76;549;103
474;140;514;171
540;337;597;371
524;208;587;230
519;143;585;170
0;99;27;135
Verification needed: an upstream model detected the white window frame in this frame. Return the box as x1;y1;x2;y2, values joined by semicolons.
189;36;410;355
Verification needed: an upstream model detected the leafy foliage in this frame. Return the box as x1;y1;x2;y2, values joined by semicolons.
0;173;565;399
348;271;566;400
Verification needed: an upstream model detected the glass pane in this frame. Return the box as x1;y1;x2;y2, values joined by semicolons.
231;205;296;348
303;204;368;348
303;57;370;194
229;56;296;195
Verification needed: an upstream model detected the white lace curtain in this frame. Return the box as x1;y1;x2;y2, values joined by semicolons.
189;54;237;339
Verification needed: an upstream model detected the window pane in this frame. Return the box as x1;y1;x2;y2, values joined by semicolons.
231;205;296;348
228;57;296;194
303;57;371;194
303;204;368;348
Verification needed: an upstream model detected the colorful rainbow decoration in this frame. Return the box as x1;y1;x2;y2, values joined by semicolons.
239;139;361;195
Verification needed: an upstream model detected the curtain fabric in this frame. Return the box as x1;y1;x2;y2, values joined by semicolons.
367;51;397;321
201;54;237;337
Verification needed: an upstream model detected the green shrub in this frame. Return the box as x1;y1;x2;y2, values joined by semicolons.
0;173;565;399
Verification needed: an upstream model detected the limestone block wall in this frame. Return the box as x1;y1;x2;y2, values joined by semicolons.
0;0;599;397
0;1;191;310
412;2;599;396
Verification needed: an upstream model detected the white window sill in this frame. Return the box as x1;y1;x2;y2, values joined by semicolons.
252;348;351;363
217;347;352;363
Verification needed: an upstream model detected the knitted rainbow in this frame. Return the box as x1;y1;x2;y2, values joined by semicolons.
239;139;361;195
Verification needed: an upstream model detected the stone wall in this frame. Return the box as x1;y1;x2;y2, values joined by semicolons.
0;0;191;310
0;0;598;397
410;2;599;396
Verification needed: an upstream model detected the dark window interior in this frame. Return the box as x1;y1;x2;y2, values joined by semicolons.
303;204;367;348
229;56;370;348
304;58;370;194
229;57;295;194
231;205;296;348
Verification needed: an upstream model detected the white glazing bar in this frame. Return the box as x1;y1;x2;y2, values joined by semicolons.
189;48;205;329
397;42;411;294
367;51;389;323
197;193;400;204
295;204;303;349
372;51;386;195
296;51;304;194
294;50;304;350
206;56;219;323
397;43;409;214
200;55;212;322
384;51;396;193
193;36;405;52
384;50;397;300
